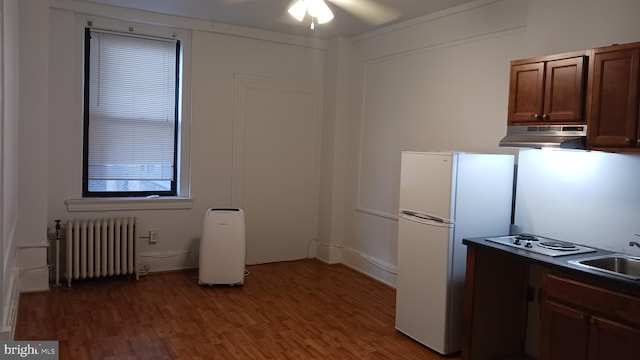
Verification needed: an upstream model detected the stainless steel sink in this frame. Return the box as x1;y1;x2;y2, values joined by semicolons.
569;254;640;280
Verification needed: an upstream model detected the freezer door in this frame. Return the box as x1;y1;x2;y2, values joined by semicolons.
399;152;455;222
395;215;454;354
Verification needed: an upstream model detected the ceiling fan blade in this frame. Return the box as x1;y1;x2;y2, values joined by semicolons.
328;0;402;25
222;0;254;4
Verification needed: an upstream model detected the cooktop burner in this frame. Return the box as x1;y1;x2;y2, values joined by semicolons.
515;234;539;242
485;234;596;257
539;241;577;250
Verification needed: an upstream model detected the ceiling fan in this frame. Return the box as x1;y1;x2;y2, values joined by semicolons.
226;0;402;30
288;0;402;29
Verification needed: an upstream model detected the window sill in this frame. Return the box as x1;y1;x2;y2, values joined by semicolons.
65;197;194;212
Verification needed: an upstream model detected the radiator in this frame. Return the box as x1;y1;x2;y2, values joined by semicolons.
65;217;139;286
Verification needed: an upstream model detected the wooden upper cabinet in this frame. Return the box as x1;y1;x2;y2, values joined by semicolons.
545;57;588;122
508;52;587;125
586;42;640;151
508;62;544;123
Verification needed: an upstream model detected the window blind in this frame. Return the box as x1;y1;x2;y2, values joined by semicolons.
87;30;178;184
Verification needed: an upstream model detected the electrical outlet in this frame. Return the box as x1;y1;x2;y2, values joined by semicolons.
149;229;159;244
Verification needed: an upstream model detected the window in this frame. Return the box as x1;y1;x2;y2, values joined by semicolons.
83;28;180;197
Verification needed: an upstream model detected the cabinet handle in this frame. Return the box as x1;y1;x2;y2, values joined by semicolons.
542;114;549;121
534;114;542;121
626;138;632;144
580;314;593;323
636;139;640;147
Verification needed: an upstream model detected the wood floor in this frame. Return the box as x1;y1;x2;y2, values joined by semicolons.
15;259;460;360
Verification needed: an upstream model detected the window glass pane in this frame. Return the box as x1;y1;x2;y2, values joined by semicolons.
88;180;172;192
85;29;178;195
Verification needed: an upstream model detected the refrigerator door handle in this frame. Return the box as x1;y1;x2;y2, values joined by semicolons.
399;211;453;226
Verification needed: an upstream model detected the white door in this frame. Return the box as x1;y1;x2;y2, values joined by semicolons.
399;152;455;221
233;75;321;264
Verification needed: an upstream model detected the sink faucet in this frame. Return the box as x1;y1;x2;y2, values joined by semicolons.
631;234;640;249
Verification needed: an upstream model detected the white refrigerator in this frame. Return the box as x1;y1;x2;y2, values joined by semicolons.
395;151;514;354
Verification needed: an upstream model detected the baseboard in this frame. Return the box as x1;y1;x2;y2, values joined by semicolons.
19;268;50;293
340;250;397;288
1;268;20;341
313;243;342;264
138;250;198;273
312;239;397;286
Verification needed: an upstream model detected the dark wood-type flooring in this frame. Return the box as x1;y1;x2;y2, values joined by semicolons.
15;259;460;359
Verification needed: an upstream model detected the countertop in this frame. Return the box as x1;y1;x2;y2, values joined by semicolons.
463;236;640;294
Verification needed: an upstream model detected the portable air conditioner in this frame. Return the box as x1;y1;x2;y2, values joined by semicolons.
199;208;246;286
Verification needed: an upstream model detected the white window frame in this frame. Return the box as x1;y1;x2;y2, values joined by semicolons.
66;16;192;211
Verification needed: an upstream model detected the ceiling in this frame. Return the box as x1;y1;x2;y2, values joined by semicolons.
79;0;479;39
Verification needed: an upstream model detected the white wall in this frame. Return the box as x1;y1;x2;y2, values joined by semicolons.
46;3;327;280
15;0;640;297
316;37;353;264
1;0;21;340
515;150;640;254
332;0;640;285
17;0;50;293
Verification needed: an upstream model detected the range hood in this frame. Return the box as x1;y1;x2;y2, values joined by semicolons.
499;125;587;149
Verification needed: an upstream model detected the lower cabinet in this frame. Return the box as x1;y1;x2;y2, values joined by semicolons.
541;274;640;360
589;315;640;360
461;246;529;360
541;301;589;360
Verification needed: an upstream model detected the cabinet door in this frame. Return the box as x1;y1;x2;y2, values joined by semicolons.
541;301;589;360
588;316;640;360
544;56;586;123
587;47;640;148
508;62;545;124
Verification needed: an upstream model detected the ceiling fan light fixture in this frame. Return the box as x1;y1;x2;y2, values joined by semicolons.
307;0;334;24
288;0;334;26
287;0;307;22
